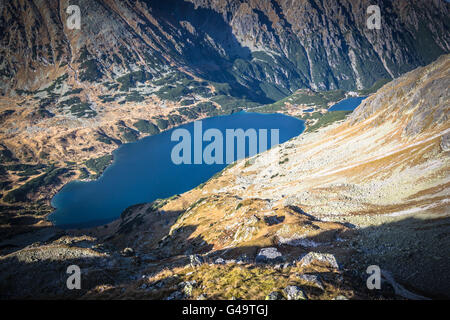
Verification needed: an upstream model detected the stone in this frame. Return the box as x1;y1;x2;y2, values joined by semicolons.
255;247;283;263
121;247;134;257
214;257;225;264
298;274;324;290
265;291;285;300
179;281;196;297
189;254;204;267
236;254;250;264
263;215;285;226
166;290;184;300
299;252;339;270
284;285;307;300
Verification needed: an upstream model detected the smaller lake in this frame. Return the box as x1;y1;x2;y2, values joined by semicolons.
328;96;366;111
49;112;305;229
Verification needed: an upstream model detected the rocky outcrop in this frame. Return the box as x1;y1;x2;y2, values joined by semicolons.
1;0;449;100
255;247;283;263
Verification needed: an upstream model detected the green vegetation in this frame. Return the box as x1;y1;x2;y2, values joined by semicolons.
180;99;195;106
0;110;14;122
125;91;145;102
153;72;193;86
70;103;97;118
0;181;12;191
98;94;116;103
358;78;392;96
254;89;346;113
0;148;16;163
155;85;191;101
153;72;212;102
121;203;147;219
119;126;140;143
95;132;114;145
3;166;69;203
210;82;233;96
37;74;68;94
103;82;120;91
211;95;258;114
154;118;169;130
16;89;35;96
297;112;323;121
85;155;113;177
5;164;47;177
145;195;180;214
39;151;49;160
117;70;153;91
177;102;218;119
133;120;160;135
306;110;352;132
63;88;83;96
78;167;90;180
79;59;103;82
59;97;81;108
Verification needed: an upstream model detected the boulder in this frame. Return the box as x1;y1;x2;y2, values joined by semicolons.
265;291;285;300
189;254;204;267
298;252;339;270
166;290;184;300
333;295;349;300
179;280;197;297
121;247;135;257
214;257;225;265
298;274;324;290
284;285;307;300
255;247;283;263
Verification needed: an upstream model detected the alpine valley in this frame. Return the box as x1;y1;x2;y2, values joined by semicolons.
0;0;449;300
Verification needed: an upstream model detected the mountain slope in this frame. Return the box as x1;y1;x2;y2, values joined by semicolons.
0;1;449;300
95;54;449;298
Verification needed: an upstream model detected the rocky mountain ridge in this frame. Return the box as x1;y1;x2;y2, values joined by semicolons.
1;0;449;99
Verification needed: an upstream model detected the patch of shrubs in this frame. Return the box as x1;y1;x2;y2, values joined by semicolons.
154;118;169;130
3;166;69;203
85;155;113;176
117;70;153;91
70;103;97;118
79;59;103;82
133;120;160;135
125;91;145;102
5;164;47;177
119;126;140;143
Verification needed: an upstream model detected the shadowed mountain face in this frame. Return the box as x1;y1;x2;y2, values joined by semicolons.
1;0;449;101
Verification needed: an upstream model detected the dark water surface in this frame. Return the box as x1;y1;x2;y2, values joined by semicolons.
328;96;366;111
49;112;305;228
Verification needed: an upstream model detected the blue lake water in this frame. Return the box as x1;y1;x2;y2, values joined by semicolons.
49;112;305;228
328;96;366;111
